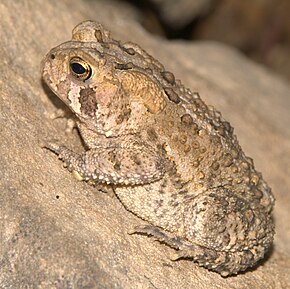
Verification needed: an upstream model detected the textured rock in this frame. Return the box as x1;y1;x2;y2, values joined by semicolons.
1;0;290;288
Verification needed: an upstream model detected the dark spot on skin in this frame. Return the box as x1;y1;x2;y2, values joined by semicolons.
192;140;200;149
79;88;98;117
223;153;234;167
231;197;246;212
178;190;188;195
181;114;193;125
166;161;177;177
217;225;226;233
124;47;136;55
161;71;175;85
155;199;164;207
183;194;195;200
123;107;131;119
169;200;179;207
147;128;158;142
160;179;167;188
108;151;118;165
132;154;141;166
94;29;103;42
116;114;124;125
179;134;187;144
222;121;234;135
50;53;55;60
221;233;231;246
114;160;121;171
164;87;181;104
116;107;131;124
200;147;207;154
216;126;226;137
161;209;169;215
173;179;184;190
115;62;134;70
211;161;220;171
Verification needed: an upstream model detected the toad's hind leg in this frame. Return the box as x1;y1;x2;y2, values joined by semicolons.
130;224;244;277
129;225;187;250
130;224;219;258
130;225;213;261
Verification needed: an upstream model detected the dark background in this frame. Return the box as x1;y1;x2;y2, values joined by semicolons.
124;0;290;82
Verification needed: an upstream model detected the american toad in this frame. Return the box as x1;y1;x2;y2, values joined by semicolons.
41;20;275;276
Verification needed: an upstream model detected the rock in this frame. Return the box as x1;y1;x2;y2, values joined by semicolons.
0;0;290;288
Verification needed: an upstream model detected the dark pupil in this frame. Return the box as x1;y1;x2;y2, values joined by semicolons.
71;62;86;75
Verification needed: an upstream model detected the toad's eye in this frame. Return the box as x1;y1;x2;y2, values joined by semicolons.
69;57;92;80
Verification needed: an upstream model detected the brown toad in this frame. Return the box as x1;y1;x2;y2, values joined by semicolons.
41;20;275;276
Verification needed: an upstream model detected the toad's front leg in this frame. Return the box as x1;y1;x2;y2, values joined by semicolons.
43;139;166;186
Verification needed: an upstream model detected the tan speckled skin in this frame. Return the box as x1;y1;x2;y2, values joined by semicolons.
42;21;274;276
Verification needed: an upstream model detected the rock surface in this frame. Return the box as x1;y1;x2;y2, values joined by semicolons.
0;0;290;288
